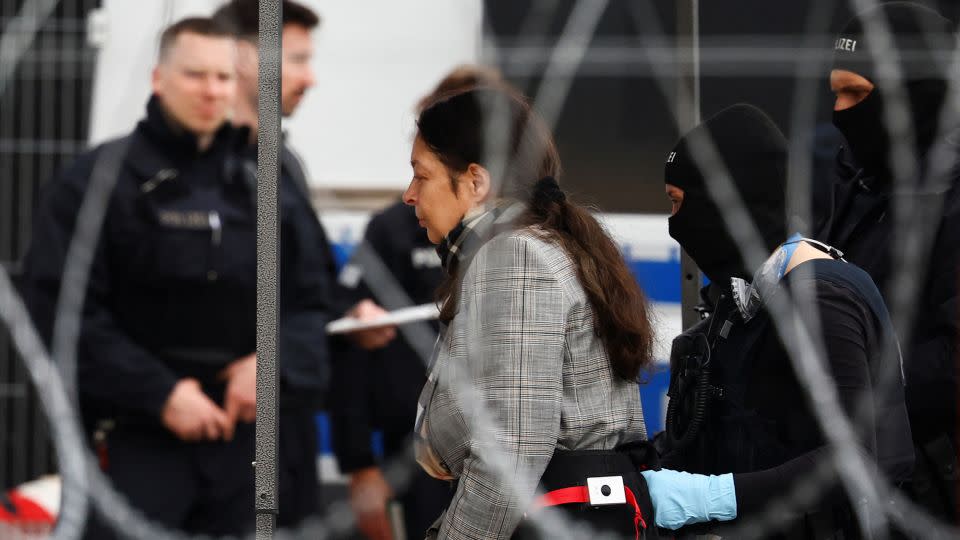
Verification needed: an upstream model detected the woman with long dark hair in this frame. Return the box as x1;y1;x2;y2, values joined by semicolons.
406;86;657;539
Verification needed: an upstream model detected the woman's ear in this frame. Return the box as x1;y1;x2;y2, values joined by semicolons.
466;163;492;204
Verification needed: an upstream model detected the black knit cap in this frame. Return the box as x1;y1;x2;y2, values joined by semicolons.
832;2;956;84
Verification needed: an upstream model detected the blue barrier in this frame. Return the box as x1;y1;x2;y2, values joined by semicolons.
630;260;681;304
640;365;671;434
316;412;333;455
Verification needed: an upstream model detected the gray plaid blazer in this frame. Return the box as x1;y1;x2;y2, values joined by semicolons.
417;227;647;539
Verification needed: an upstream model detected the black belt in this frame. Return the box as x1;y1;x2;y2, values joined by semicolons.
514;442;660;540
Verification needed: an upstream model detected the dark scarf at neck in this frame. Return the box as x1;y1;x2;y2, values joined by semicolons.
436;202;525;277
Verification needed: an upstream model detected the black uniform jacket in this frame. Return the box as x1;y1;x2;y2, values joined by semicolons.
815;140;960;445
330;201;444;472
21;96;339;427
667;260;913;531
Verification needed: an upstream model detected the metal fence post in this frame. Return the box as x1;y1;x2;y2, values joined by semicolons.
255;0;282;538
677;0;702;329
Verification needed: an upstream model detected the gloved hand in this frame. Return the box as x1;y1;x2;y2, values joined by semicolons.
640;468;737;530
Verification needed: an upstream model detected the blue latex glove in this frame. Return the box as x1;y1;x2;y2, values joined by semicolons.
640;469;737;530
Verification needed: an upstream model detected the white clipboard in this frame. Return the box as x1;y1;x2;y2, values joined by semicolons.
325;303;440;335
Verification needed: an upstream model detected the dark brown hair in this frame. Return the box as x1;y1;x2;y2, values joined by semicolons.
417;87;655;380
212;0;320;40
158;17;233;61
416;65;505;113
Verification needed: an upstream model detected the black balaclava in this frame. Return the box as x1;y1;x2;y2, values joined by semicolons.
665;104;788;285
832;2;957;183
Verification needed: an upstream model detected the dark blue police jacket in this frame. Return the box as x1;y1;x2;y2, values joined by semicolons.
21;96;339;428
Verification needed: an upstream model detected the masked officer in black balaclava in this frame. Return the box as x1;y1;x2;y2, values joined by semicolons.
666;108;788;287
647;103;913;537
817;2;960;522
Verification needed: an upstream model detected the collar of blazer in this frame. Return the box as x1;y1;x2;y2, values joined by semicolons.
436;201;526;277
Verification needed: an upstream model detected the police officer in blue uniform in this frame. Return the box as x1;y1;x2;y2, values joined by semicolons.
21;16;340;538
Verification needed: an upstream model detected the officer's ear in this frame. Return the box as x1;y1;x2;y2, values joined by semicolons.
235;39;258;81
151;65;164;97
464;163;492;205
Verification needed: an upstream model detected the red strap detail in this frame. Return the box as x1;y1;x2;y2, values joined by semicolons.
532;486;590;510
624;487;648;534
97;440;109;471
0;491;56;525
532;485;647;540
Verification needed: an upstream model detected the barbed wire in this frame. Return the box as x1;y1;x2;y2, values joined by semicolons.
0;0;959;539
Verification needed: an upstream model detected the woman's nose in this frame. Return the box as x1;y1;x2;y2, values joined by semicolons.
402;181;417;206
